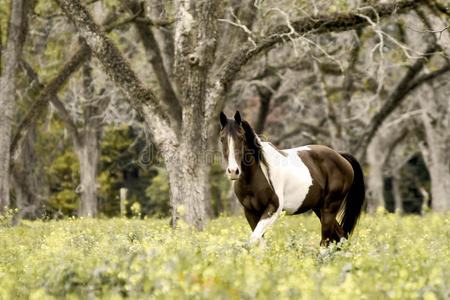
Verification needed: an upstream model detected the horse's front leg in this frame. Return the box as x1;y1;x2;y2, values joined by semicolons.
250;202;281;246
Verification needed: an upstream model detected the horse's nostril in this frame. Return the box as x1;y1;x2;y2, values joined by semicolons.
236;169;239;175
227;168;231;174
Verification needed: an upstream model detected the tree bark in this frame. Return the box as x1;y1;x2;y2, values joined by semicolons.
145;0;175;75
127;0;181;126
170;0;220;228
164;147;210;229
366;134;386;214
11;122;45;220
366;125;408;214
0;0;31;213
73;63;105;218
419;83;450;211
74;128;101;218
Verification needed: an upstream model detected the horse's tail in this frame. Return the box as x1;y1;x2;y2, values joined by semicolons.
339;153;365;238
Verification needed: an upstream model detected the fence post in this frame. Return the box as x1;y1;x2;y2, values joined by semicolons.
120;188;128;217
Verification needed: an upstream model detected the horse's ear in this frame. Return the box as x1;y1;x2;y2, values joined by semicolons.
220;111;227;129
234;111;241;125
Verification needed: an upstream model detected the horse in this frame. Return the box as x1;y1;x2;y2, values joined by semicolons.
219;111;365;247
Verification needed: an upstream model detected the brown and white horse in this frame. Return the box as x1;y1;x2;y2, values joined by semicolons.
219;111;365;247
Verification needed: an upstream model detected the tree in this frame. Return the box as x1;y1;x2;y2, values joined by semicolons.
51;0;433;228
0;0;33;213
418;80;449;211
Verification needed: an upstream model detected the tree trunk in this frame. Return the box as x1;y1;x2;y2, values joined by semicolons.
419;84;450;211
163;138;209;230
366;135;386;214
0;0;29;213
75;127;101;218
11;122;44;219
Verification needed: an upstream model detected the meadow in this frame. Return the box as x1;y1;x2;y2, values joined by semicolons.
0;211;448;299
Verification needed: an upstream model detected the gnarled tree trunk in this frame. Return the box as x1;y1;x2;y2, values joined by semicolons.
163;142;210;229
0;0;31;213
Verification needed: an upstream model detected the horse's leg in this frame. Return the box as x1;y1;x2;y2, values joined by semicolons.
320;195;344;247
249;202;280;246
244;208;260;231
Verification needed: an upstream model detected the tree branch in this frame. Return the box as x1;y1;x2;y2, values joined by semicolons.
50;96;83;147
126;1;182;127
219;0;423;89
208;0;424;121
274;120;330;145
146;0;175;74
254;77;281;134
10;10;124;156
408;64;450;91
10;41;90;156
351;44;448;157
19;60;81;146
54;0;177;148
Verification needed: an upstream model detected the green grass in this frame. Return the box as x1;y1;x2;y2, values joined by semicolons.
0;212;448;299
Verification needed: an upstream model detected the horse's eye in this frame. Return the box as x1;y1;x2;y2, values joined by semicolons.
220;137;224;143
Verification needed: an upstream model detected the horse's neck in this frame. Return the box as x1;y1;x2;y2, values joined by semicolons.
239;156;267;188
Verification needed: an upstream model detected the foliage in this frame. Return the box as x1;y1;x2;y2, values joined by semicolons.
0;213;448;299
47;151;80;215
98;125;156;217
210;161;231;216
145;167;171;218
145;161;232;218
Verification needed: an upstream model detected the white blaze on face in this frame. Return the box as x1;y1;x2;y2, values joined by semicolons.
227;136;240;179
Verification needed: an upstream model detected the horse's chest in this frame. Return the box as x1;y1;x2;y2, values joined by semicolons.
264;150;314;214
235;185;274;213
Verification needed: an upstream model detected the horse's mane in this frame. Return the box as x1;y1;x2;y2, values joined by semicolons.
241;120;267;167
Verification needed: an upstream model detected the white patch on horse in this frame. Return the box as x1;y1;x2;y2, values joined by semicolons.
227;136;239;175
260;142;313;214
293;146;311;151
250;208;281;244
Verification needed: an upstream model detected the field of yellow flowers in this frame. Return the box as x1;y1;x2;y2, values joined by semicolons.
0;211;448;299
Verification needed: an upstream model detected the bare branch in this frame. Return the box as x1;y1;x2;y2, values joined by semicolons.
10;41;90;156
351;46;450;157
407;23;450;39
213;0;424;118
10;10;125;156
19;60;81;146
274;121;330;145
126;1;182;127
407;64;450;91
54;0;178;149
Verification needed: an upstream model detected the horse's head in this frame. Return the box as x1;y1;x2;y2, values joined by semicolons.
219;111;246;180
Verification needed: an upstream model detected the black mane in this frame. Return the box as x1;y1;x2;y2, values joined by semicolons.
241;120;266;166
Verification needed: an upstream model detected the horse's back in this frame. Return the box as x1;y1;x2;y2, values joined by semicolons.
295;145;354;191
261;143;355;214
289;145;355;213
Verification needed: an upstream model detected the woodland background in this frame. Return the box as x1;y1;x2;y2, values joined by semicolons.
0;0;449;227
